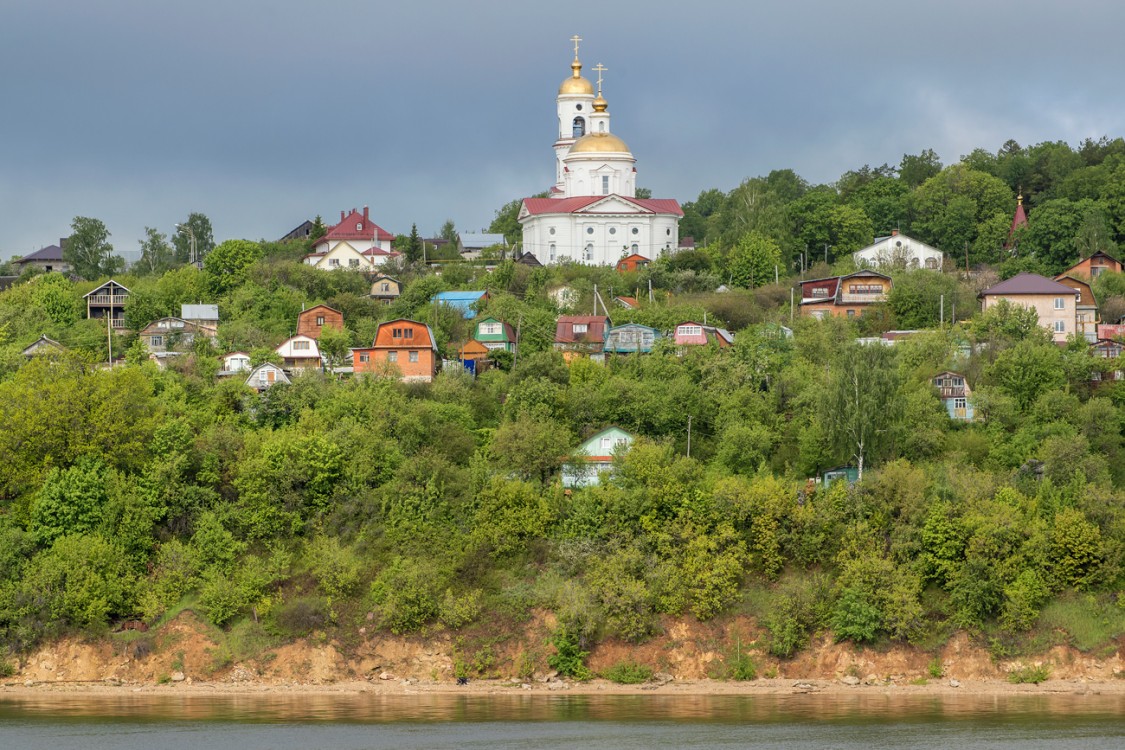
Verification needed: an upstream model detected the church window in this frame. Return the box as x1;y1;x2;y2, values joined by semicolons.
575;104;583;111
572;117;586;137
599;122;606;133
586;227;594;234
632;227;639;235
602;175;610;194
609;227;616;235
666;229;671;236
549;243;556;261
585;243;594;261
631;243;638;253
549;227;555;235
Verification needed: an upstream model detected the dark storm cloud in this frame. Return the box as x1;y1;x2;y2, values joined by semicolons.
2;0;1123;258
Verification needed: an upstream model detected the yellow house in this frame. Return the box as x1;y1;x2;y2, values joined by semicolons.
979;273;1079;344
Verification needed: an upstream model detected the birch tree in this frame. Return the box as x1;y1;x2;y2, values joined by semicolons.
824;344;902;481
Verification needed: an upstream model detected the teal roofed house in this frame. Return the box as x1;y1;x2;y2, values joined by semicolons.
605;323;660;354
562;426;634;488
432;291;489;319
473;317;516;352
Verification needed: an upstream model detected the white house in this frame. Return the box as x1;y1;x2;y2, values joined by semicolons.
245;362;290;391
303;206;400;270
220;351;251;374
275;334;323;371
853;231;944;270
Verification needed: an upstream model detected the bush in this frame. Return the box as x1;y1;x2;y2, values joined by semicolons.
1008;664;1051;684
370;557;444;634
728;651;757;681
0;659;15;677
547;627;592;680
271;596;329;637
602;661;653;684
199;572;251;627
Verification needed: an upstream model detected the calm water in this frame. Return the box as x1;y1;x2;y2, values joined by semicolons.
1;692;1123;749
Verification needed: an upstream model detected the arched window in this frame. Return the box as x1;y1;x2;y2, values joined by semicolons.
585;243;594;262
598;121;606;133
572;117;586;137
549;243;556;262
631;243;639;253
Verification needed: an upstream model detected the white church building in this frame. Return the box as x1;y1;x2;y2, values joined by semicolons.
518;39;682;267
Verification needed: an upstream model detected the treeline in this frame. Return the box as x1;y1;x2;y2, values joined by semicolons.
0;271;1122;666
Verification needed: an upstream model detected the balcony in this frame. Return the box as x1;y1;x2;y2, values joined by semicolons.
839;292;887;304
87;295;129;306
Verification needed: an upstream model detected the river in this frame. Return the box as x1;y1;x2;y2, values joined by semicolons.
1;692;1123;749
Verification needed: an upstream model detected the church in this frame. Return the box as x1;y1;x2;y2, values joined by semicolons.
518;38;682;267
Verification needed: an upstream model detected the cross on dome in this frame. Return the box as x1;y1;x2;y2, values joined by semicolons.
570;34;582;60
593;63;607;95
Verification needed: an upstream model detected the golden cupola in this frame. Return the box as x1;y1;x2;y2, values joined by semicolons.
559;58;594;95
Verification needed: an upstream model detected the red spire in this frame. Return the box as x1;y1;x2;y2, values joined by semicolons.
1006;190;1028;249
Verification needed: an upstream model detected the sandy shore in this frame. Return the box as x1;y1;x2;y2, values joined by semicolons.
4;676;1125;697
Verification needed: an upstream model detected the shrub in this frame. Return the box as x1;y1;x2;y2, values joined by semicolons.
199;572;251;627
370;557;443;634
547;627;592;680
272;596;329;637
0;659;15;678
728;651;757;681
1008;664;1051;684
602;661;653;684
439;589;483;629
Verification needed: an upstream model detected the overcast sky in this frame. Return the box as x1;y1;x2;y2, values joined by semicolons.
3;0;1124;261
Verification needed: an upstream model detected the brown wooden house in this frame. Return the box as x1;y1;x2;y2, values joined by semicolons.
297;304;344;340
352;318;439;382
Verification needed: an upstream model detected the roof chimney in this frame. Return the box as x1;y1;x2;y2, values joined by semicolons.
363;205;369;221
891;229;898;236
340;210;346;222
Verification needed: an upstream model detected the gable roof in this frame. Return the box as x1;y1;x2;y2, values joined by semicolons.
371;318;439;352
555;315;609;344
980;272;1079;297
83;279;130;298
474;316;516;341
320;207;394;244
299;303;342;317
521;195;683;218
576;426;635;461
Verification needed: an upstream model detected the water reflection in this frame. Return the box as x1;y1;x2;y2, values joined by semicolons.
1;691;1123;724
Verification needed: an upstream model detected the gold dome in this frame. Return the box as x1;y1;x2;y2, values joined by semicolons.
559;59;595;95
570;132;631;154
592;95;608;112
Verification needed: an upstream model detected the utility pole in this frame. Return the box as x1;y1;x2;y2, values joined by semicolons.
790;287;794;324
940;293;945;326
106;308;113;367
512;314;522;369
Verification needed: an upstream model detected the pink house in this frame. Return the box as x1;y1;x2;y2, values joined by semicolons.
673;322;734;348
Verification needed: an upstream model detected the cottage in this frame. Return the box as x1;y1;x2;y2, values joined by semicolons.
219;351;252;374
303;206;397;270
22;335;65;358
1053;275;1098;342
673;321;734;349
369;275;402;305
604;323;659;354
83;279;130;330
473;317;517;352
1060;250;1122;280
181;304;219;329
245;362;290;391
275;334;323;371
352;318;439;382
615;253;651;273
14;244;71;274
138;317;217;354
296;304;344;340
554;315;609;362
799;270;891;319
562;426;634;488
932;371;974;420
979;273;1079;344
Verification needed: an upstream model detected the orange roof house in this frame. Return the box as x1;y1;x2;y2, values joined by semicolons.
615;253;651;273
296;304;344;340
352;318;439;382
1060;250;1123;280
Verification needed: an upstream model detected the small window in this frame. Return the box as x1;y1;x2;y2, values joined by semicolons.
1054;297;1065;310
151;335;163;347
549;227;556;235
329;259;340;267
631;243;638;253
409;351;419;363
631;227;639;235
598;121;606;133
359;353;370;363
380;283;390;291
1054;320;1065;333
549;243;556;262
585;244;594;261
847;310;856;318
602;175;610;195
392;328;403;338
316;316;325;326
349;258;360;267
356;222;363;231
572;323;588;334
388;351;398;363
293;340;310;351
572;116;586;137
954;398;967;409
609;227;616;235
405;328;414;339
586;227;594;235
600;437;612;451
679;325;701;336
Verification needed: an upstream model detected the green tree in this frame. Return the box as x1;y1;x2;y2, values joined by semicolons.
824;344;902;480
172;212;215;265
900;149;943;188
309;215;327;243
65;217;122;280
727;232;782;288
137;227;174;275
404;223;423;264
203;239;263;295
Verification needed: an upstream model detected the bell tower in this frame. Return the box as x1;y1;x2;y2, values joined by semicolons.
553;35;595;195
